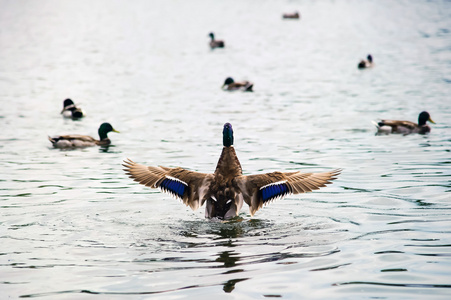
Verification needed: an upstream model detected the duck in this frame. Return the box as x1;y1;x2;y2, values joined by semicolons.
61;98;84;119
282;12;300;19
209;32;225;49
372;111;435;135
358;54;374;69
123;123;340;220
48;122;119;148
222;77;253;92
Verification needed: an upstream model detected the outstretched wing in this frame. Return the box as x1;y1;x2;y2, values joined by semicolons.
123;158;214;210
235;169;341;216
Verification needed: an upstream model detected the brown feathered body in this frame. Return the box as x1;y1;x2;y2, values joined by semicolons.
224;81;253;91
209;32;225;49
48;135;111;148
283;12;300;19
210;40;225;49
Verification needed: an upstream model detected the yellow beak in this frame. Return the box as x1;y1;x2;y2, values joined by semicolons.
428;117;435;124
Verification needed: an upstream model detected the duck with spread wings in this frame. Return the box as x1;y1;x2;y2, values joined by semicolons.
123;123;340;220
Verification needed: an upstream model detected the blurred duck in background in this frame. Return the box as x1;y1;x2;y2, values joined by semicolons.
373;111;435;135
61;98;84;119
282;11;300;19
209;32;225;49
48;122;119;148
222;77;253;92
358;54;374;69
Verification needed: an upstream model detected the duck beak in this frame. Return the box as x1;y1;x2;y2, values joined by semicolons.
428;117;435;124
113;129;120;133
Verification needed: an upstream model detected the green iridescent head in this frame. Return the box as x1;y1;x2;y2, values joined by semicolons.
222;123;234;147
418;111;435;126
98;123;119;140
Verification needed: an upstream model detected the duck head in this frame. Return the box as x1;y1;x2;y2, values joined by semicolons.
98;122;119;140
209;32;215;40
61;98;75;113
418;111;435;126
63;98;74;108
367;54;373;63
223;122;234;147
222;77;234;88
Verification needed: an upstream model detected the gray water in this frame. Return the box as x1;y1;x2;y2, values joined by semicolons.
1;0;451;299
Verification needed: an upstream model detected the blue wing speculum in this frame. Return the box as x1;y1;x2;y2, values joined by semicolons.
260;181;290;203
159;176;188;199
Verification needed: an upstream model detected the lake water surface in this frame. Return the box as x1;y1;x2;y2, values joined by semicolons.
1;0;451;299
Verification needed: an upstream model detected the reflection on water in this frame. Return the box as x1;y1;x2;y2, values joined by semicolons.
1;0;451;299
216;251;240;268
223;278;248;293
209;218;270;239
99;145;111;153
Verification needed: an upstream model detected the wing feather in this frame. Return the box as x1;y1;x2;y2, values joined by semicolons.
380;120;416;130
236;169;341;216
123;158;214;210
59;134;97;142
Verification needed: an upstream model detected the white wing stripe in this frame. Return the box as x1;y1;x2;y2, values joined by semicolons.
260;180;287;190
165;175;188;186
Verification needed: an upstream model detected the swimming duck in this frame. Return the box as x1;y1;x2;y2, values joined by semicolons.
209;32;225;49
222;77;253;92
61;98;84;119
48;122;119;148
373;111;435;135
283;12;300;19
358;54;374;69
123;123;340;220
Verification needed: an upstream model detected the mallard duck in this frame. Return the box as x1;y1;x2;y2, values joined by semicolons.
61;98;84;119
48;122;119;148
282;12;300;19
373;111;435;135
209;32;225;49
222;77;253;92
123;123;340;220
358;54;374;69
